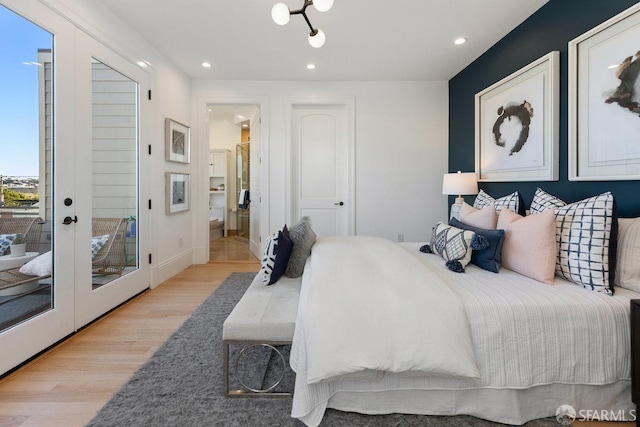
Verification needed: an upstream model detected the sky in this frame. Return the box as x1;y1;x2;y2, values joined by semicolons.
0;5;52;177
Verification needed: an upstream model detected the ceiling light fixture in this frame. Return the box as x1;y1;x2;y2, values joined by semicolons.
307;63;316;69
454;38;467;45
202;62;212;68
271;0;333;48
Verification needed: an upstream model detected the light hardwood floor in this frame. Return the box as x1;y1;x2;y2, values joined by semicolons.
0;239;633;426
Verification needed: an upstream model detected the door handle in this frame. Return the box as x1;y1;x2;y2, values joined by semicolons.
63;215;78;225
334;201;344;206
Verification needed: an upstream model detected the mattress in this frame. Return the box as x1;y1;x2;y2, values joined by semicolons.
290;241;640;426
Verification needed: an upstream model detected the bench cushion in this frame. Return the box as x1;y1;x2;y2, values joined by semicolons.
223;273;301;342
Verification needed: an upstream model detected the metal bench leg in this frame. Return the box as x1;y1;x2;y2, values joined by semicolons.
223;341;230;396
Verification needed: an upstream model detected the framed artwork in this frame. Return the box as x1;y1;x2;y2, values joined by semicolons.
166;172;190;214
475;51;559;182
165;118;190;164
568;3;640;180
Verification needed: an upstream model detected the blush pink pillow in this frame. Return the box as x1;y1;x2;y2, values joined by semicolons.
459;202;497;230
497;208;557;284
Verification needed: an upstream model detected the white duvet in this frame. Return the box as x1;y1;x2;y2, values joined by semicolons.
292;236;480;384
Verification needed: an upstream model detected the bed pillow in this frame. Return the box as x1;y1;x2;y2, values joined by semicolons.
421;222;475;273
497;208;557;284
473;189;526;216
284;216;317;278
459;202;498;230
450;217;505;273
261;225;293;285
554;192;617;295
529;187;566;214
0;234;16;255
91;234;110;260
616;217;640;292
19;251;52;277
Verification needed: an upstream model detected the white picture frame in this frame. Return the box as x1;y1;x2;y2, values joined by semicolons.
166;172;190;214
568;3;640;181
475;51;559;182
165;118;190;164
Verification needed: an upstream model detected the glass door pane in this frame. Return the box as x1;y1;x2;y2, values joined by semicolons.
91;58;138;289
0;5;53;333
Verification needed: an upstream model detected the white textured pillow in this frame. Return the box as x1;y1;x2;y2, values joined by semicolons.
459;202;498;230
616;218;640;292
19;251;52;277
497;208;557;284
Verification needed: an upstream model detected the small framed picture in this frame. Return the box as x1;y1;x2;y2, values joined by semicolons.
475;51;559;182
165;118;190;164
166;172;190;214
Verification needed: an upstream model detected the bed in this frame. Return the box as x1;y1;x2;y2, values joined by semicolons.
277;188;640;426
289;235;637;425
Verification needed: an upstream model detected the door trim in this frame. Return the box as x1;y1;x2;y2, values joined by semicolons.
284;97;355;235
194;96;269;264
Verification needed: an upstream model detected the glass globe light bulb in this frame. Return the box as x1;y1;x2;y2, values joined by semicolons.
308;29;325;48
313;0;334;12
271;3;291;25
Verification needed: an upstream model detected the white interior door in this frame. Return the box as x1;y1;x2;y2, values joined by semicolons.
249;109;261;258
291;105;351;237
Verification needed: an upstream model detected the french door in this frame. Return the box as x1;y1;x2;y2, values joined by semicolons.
0;1;150;375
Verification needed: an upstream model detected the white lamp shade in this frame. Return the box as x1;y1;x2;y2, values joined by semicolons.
442;172;478;196
313;0;334;12
308;29;325;48
271;3;291;25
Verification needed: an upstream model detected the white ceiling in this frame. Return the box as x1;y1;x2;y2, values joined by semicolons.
96;0;549;81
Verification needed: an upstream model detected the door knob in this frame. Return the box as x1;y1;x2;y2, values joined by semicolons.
334;201;344;206
63;216;78;225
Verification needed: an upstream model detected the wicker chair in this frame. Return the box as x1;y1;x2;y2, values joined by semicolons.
92;217;127;276
0;217;44;254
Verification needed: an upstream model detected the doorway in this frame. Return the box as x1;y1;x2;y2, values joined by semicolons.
207;104;261;261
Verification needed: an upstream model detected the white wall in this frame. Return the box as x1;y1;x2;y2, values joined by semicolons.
192;80;449;248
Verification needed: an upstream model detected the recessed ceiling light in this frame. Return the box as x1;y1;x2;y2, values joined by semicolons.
202;62;212;68
454;38;466;45
307;63;316;70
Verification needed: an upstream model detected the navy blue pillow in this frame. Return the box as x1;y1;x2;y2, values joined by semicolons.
262;225;294;285
449;218;505;273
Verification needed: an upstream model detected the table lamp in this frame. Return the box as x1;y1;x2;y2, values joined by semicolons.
442;171;478;219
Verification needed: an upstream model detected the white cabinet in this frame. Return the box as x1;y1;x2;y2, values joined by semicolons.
209;149;230;236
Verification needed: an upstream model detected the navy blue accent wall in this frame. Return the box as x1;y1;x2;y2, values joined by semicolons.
449;0;640;218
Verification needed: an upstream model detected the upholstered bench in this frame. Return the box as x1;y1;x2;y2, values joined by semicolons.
222;273;302;397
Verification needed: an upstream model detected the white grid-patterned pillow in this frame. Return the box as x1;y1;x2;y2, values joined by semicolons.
0;234;16;255
473;189;524;215
530;187;566;214
554;192;617;295
91;234;110;260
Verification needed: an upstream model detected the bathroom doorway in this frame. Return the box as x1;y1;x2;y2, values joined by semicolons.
208;104;261;261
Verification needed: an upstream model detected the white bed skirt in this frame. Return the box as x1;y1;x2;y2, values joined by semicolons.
297;381;633;426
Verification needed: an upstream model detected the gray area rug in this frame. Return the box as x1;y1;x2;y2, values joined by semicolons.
87;272;556;427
